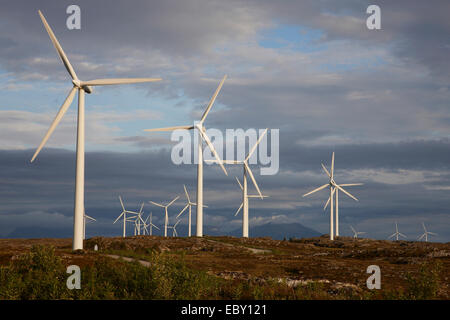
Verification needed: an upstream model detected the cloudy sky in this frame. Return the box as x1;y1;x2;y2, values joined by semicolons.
0;0;449;241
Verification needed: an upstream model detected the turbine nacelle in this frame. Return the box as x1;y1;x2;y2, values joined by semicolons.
72;79;93;94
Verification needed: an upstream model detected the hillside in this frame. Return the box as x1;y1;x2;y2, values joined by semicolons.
0;235;448;299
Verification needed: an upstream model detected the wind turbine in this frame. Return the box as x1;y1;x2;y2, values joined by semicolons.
31;11;161;250
177;185;207;237
303;152;361;240
149;196;179;237
350;225;366;239
234;177;268;235
83;211;96;240
418;222;437;242
168;220;181;237
144;75;228;237
324;183;363;237
132;203;146;236
143;212;160;236
113;196;139;238
388;222;407;241
207;129;268;238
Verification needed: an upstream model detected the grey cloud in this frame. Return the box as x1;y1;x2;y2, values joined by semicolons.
0;139;449;241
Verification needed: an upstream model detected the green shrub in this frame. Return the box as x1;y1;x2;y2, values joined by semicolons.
0;246;222;300
405;261;442;300
0;245;71;299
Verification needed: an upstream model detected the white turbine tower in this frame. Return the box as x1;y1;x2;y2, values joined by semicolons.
418;222;437;242
388;222;407;241
207;129;268;238
234;177;268;233
83;211;96;240
168;220;181;237
177;185;206;237
149;196;179;237
143;212;160;235
133;203;146;236
31;11;161;250
350;225;366;239
113;196;139;238
144;76;228;237
303;152;361;241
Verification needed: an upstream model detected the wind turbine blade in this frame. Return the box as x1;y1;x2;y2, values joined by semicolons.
197;125;228;175
331;152;335;178
388;233;396;239
30;87;77;162
303;184;329;197
244;163;263;199
119;196;125;211
184;185;190;202
399;233;407;238
428;232;438;236
334;184;358;201
323;196;331;211
235;177;244;190
205;159;241;164
85;215;96;221
339;183;363;187
113;212;125;224
81;78;161;86
321;163;331;178
38;10;78;80
151;223;160;230
177;204;189;218
418;234;425;240
235;177;243;190
245;128;268;161
174;220;180;228
235;203;243;216
149;201;165;208
144;125;194;132
200;75;227;123
350;226;356;233
190;203;207;207
167;196;179;207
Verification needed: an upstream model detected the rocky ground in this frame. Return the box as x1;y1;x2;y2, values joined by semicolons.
0;235;449;299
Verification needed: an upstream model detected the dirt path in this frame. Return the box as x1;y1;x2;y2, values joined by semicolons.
205;238;271;254
104;254;151;267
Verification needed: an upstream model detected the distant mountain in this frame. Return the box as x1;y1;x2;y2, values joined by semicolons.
223;222;321;240
5;222;321;240
7;226;73;239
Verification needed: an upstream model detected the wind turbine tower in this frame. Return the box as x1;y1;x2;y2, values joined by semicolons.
31;11;161;250
144;76;228;237
388;222;407;241
150;196;179;237
303;152;362;240
418;222;437;242
207;129;268;238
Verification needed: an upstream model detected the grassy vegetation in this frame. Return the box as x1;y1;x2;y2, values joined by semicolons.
0;245;445;300
404;260;442;299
